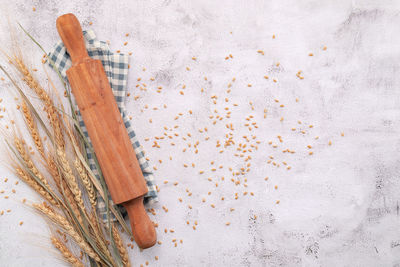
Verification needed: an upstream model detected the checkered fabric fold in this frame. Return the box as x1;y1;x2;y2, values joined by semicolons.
48;30;158;221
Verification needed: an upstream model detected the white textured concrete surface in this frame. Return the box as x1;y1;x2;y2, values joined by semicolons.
1;0;400;266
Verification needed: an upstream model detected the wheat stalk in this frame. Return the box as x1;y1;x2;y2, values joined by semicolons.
46;155;63;193
33;203;100;262
50;236;84;267
88;213;111;256
112;224;131;267
21;100;45;159
74;158;96;207
15;167;58;206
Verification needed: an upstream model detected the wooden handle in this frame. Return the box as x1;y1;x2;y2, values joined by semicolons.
56;13;89;65
123;197;157;249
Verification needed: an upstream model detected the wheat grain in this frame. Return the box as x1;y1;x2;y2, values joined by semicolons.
51;236;84;267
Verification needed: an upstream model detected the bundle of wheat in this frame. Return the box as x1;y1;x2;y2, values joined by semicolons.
1;26;131;267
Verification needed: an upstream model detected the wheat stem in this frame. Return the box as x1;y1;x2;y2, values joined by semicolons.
89;212;113;264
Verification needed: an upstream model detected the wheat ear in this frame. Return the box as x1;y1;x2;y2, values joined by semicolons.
51;236;84;267
21;100;45;159
33;203;100;262
14;137;53;192
74;159;96;207
46;155;84;226
15;167;58;206
12;56;65;149
112;224;131;267
57;149;84;209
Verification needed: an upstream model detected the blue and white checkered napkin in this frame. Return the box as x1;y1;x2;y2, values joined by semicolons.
48;30;158;221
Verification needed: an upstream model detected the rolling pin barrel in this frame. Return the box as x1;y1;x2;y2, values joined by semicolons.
56;13;156;249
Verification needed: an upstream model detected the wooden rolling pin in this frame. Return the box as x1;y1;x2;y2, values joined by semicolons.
56;13;156;249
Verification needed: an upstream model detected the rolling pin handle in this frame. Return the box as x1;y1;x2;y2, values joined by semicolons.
123;197;157;249
56;13;89;66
